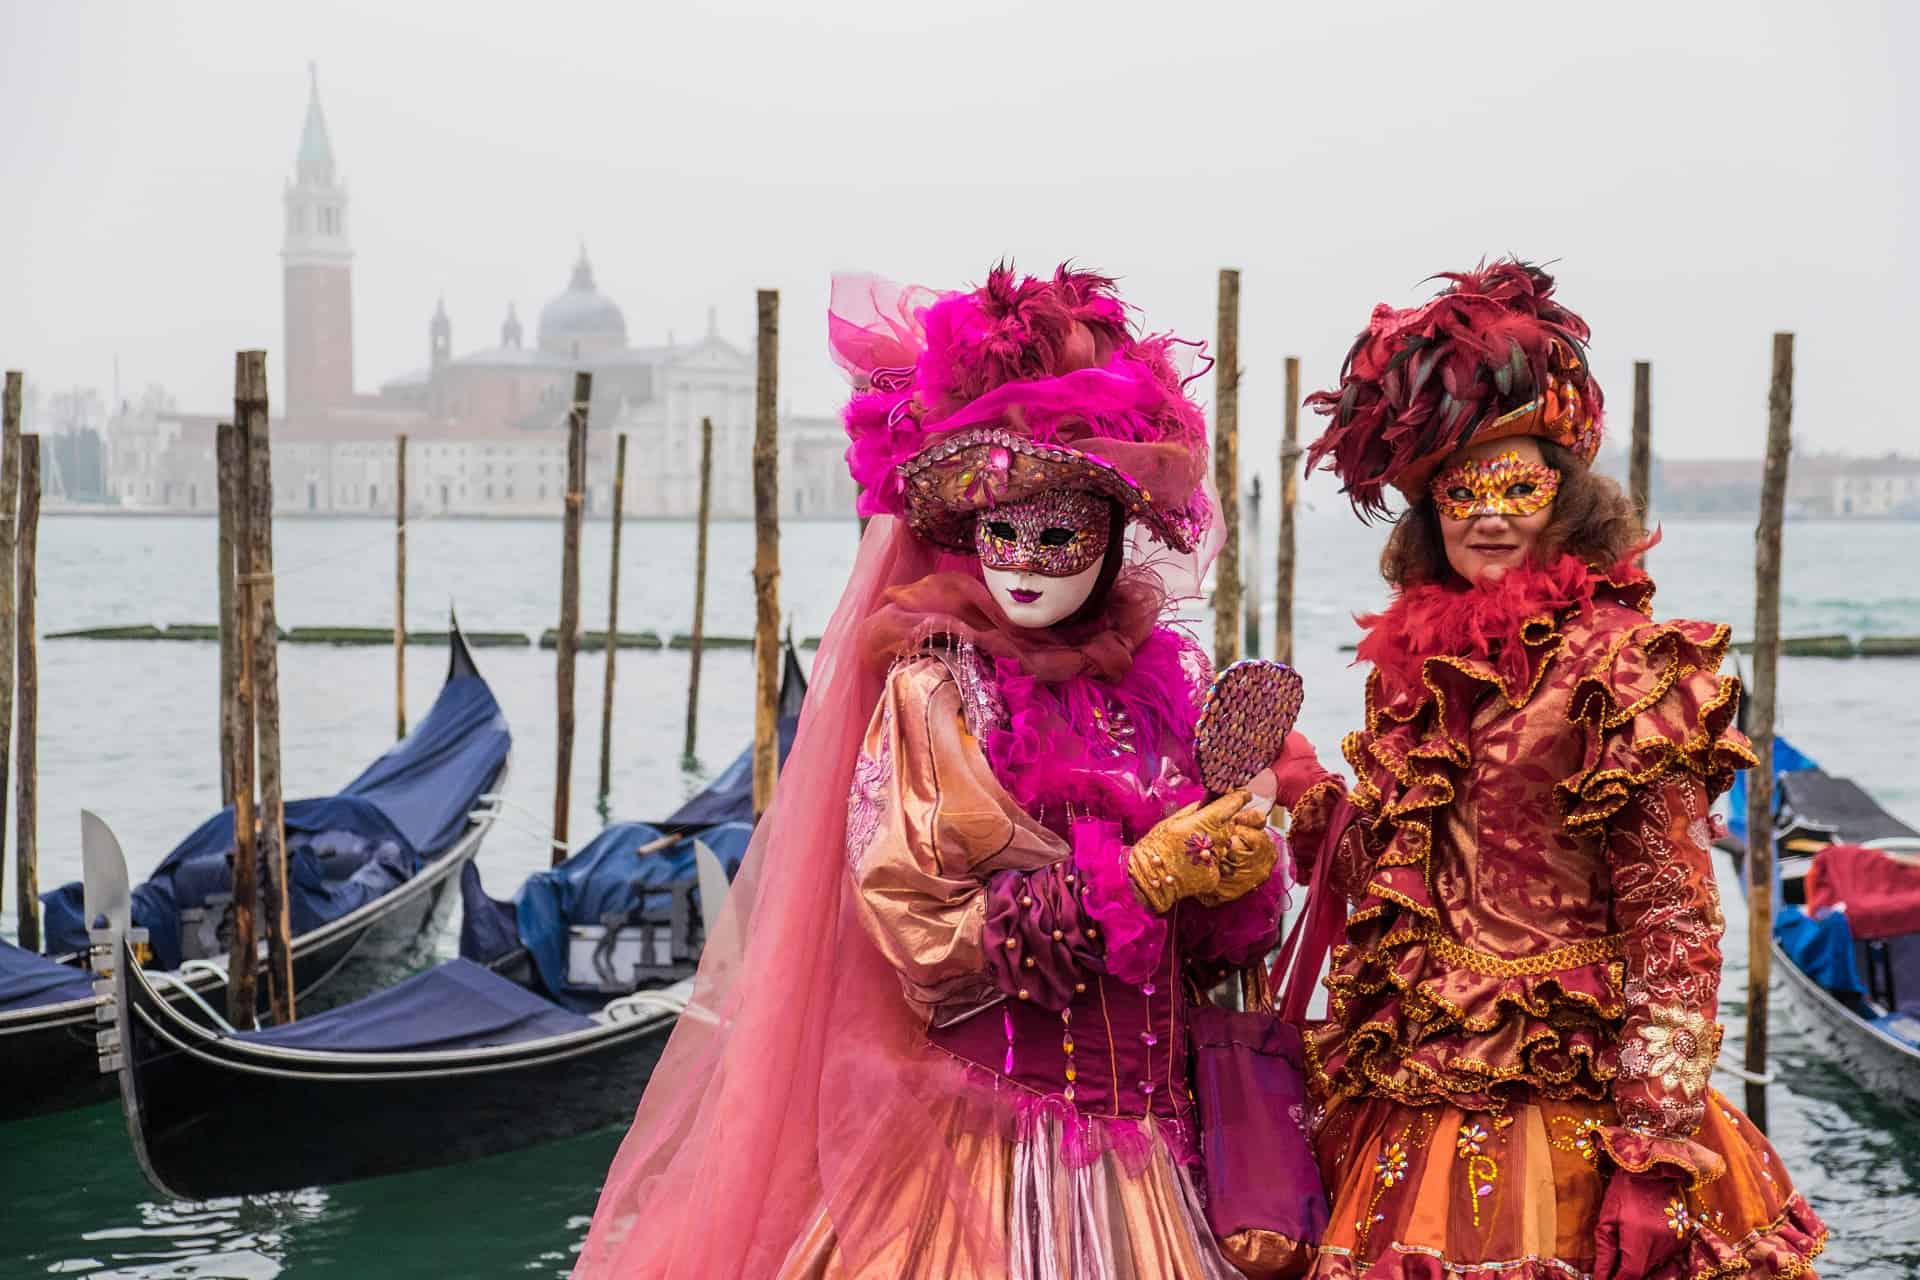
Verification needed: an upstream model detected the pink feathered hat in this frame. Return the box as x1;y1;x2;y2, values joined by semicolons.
831;263;1212;554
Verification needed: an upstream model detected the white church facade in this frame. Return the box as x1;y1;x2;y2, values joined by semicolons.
105;67;855;522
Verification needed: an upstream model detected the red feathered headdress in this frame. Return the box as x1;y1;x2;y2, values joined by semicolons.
830;263;1211;553
1303;260;1604;520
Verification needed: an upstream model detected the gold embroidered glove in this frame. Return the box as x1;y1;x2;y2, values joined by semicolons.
1199;807;1278;907
1126;790;1250;914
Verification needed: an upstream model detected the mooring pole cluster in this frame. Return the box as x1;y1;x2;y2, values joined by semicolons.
1630;361;1653;525
1212;268;1242;674
553;372;591;864
597;431;628;819
752;290;781;822
15;426;40;954
1744;333;1795;1133
0;374;17;945
0;374;29;951
217;351;295;1027
395;432;408;741
1274;356;1301;666
684;417;713;763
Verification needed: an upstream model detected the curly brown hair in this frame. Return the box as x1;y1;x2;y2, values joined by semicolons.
1379;440;1645;588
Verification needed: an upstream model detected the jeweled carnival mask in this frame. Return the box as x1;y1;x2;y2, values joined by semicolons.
972;489;1111;578
1429;451;1561;520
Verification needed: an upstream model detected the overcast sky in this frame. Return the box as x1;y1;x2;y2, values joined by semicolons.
1;0;1911;481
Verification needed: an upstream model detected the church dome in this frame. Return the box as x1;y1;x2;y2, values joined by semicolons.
538;249;627;355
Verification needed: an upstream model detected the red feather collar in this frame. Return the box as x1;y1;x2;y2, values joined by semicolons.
1357;547;1653;706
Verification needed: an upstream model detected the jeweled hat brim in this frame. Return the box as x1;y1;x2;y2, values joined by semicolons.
898;427;1203;554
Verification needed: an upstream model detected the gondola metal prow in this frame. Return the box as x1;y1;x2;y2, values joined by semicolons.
80;809;144;1074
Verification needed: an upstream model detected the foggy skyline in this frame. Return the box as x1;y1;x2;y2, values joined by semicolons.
1;0;1911;497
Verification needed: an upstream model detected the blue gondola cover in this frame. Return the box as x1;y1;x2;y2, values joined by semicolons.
36;658;510;969
510;821;754;1001
0;937;94;1010
1775;904;1867;998
238;957;591;1052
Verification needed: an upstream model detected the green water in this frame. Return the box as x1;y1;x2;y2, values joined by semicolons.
3;1104;620;1277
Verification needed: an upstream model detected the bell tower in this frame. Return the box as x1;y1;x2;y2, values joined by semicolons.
282;62;355;414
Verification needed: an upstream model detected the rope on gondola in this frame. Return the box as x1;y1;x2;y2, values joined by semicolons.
473;793;571;855
600;988;691;1024
144;968;240;1034
1715;1054;1777;1086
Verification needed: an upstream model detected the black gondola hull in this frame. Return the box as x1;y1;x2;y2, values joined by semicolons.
0;1000;104;1119
1773;937;1920;1111
1;821;482;1125
114;936;677;1199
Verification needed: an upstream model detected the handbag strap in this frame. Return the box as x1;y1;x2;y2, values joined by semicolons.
1270;796;1357;1023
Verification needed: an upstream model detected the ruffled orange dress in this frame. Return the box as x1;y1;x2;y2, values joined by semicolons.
1287;560;1827;1280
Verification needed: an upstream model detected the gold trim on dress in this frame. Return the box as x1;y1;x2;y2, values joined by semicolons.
1417;927;1625;978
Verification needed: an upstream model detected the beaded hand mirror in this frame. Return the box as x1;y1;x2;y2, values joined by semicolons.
1193;658;1306;796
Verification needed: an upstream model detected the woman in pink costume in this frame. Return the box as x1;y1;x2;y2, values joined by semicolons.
575;264;1293;1278
1266;261;1827;1279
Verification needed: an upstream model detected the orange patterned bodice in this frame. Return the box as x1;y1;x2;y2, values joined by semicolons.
1290;568;1756;1182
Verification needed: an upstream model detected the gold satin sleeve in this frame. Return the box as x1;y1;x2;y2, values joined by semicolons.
846;656;1069;1013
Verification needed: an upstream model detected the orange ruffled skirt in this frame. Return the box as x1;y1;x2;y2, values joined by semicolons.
1308;1090;1826;1280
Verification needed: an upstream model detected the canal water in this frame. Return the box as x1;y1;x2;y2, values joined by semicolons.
2;509;1916;1276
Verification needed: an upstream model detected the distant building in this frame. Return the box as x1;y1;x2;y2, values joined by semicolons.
1652;452;1920;518
1822;455;1920;517
106;65;853;520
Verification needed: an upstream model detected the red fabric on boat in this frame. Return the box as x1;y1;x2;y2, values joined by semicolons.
1806;842;1920;941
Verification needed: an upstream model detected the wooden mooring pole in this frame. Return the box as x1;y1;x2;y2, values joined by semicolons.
395;433;407;740
1275;356;1300;666
239;351;295;1024
13;435;39;952
1630;361;1653;525
217;422;239;804
1212;268;1242;673
222;411;260;1027
0;373;17;916
1744;332;1794;1132
1243;477;1262;658
553;372;590;862
597;431;628;815
684;418;713;762
752;292;781;820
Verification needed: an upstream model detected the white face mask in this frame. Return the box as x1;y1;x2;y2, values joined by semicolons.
982;559;1104;629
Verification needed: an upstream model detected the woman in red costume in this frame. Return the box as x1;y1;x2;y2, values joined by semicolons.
574;264;1293;1278
1268;261;1828;1279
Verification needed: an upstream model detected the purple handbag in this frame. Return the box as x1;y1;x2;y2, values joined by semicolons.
1190;801;1351;1279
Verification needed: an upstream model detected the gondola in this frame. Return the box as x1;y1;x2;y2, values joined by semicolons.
99;643;807;1200
1727;740;1920;1109
0;625;512;1123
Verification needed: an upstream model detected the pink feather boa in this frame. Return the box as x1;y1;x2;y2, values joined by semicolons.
979;625;1287;982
